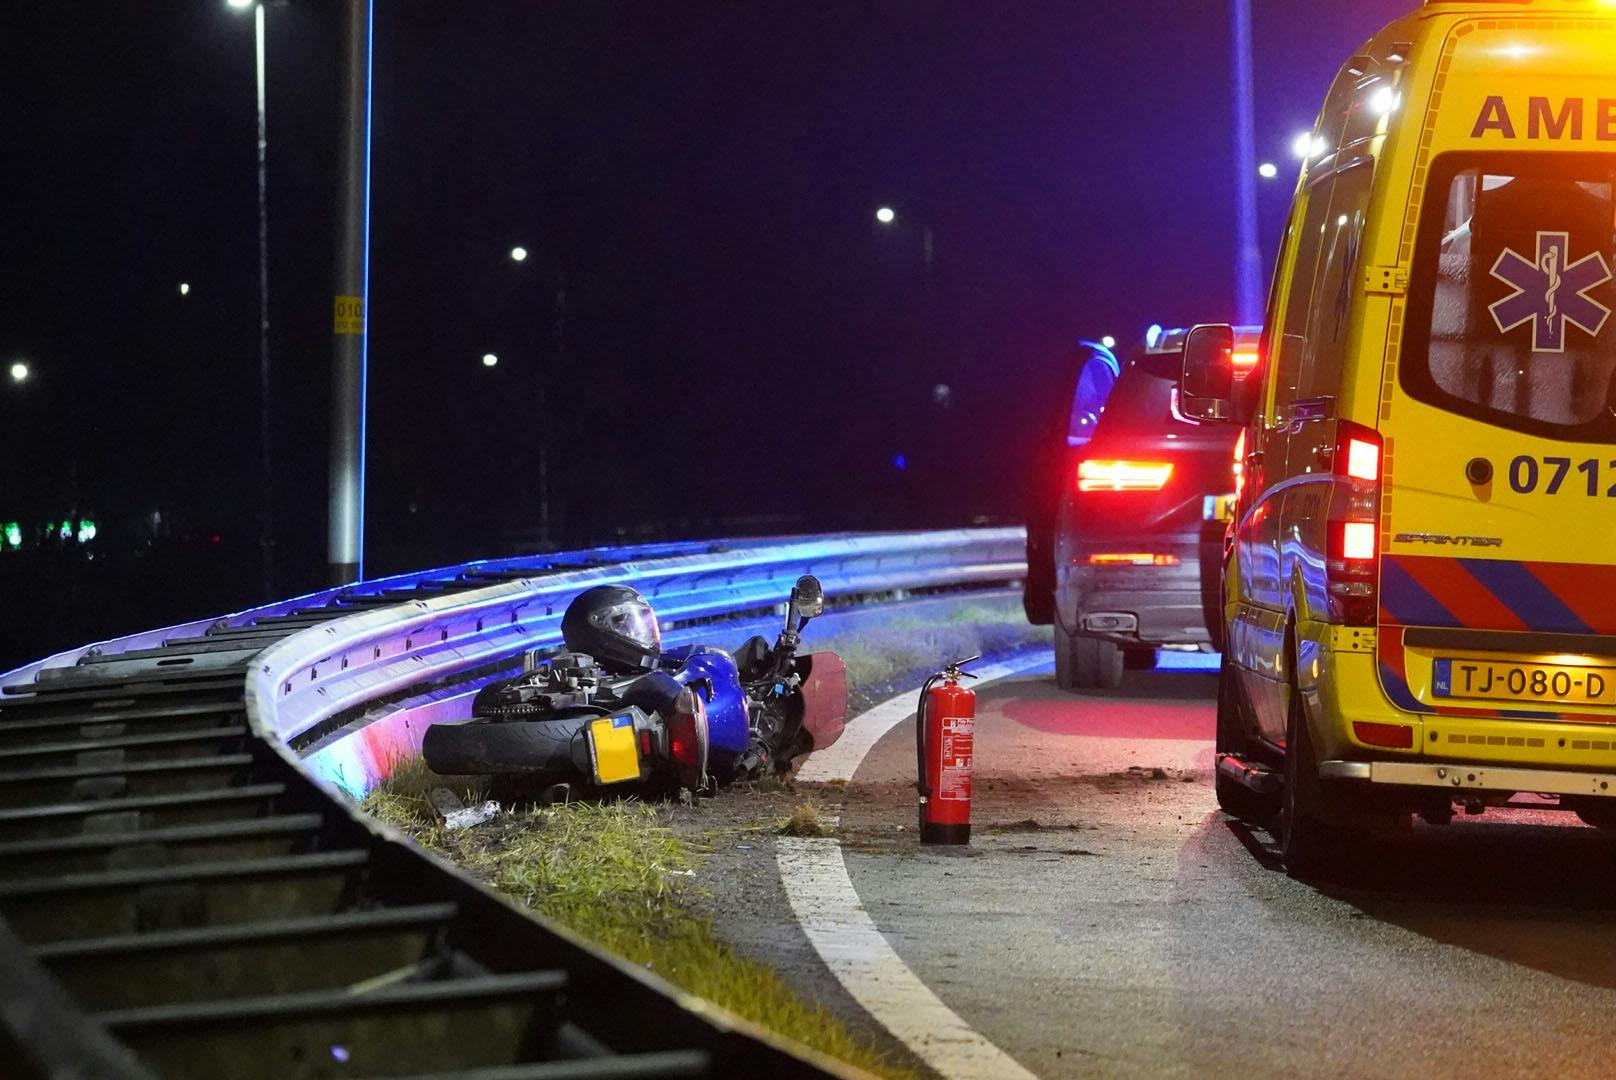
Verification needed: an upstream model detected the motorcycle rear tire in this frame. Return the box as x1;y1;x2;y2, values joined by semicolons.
422;716;591;778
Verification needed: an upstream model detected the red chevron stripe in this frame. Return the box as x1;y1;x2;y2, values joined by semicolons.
1439;705;1506;719
1403;557;1528;632
1520;561;1616;636
1556;710;1616;726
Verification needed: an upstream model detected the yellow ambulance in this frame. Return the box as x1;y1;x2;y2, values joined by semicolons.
1179;0;1616;872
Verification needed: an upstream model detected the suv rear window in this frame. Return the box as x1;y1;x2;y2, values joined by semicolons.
1403;153;1616;442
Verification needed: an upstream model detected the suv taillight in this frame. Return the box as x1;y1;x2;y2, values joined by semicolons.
1077;459;1174;492
1325;422;1382;626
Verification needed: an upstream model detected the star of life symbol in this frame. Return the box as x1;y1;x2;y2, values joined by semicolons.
1489;231;1613;353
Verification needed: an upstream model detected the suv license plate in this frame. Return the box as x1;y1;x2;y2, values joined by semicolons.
1202;494;1237;522
1433;657;1616;706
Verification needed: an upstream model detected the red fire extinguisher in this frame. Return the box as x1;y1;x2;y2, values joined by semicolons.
916;655;978;845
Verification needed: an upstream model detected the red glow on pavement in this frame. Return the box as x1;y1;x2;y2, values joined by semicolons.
998;695;1213;741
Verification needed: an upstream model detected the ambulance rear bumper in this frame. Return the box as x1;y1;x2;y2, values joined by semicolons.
1319;759;1616;798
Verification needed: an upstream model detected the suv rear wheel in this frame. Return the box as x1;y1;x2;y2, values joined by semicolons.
1055;622;1124;690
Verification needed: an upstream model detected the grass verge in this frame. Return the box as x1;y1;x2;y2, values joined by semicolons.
364;767;909;1078
814;594;1050;710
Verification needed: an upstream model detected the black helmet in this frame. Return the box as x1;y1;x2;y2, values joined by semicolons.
561;585;662;675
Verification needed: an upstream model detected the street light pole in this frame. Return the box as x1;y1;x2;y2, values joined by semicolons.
253;0;274;600
921;224;935;365
875;208;936;357
328;0;373;584
227;0;274;594
1230;0;1264;325
542;267;564;546
507;246;559;547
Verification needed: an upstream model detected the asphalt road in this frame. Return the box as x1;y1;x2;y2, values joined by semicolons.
821;658;1616;1079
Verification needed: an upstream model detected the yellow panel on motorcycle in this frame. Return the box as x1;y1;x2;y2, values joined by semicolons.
589;715;642;785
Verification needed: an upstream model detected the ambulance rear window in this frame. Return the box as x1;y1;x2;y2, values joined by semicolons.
1403;153;1616;442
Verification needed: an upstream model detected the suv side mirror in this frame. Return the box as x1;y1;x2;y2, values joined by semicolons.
1179;323;1236;423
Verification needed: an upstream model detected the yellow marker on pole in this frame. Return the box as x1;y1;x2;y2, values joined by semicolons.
333;294;365;335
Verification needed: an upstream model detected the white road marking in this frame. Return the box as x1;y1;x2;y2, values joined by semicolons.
778;837;1040;1080
779;652;1048;1079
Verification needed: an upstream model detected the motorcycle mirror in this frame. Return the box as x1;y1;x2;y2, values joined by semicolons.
791;575;825;620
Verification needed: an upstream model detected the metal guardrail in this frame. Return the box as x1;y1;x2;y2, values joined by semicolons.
259;529;1025;795
0;528;1026;1079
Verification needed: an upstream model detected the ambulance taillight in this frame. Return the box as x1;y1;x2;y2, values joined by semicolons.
1326;422;1383;626
1232;429;1247;499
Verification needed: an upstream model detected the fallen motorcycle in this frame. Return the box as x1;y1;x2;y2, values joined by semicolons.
421;575;847;794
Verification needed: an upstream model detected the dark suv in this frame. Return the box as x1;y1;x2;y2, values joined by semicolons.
1027;327;1259;689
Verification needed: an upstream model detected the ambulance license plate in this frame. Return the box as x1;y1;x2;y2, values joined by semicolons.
1433;657;1616;706
588;715;641;785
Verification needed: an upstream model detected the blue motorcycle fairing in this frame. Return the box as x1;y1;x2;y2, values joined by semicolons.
663;645;750;760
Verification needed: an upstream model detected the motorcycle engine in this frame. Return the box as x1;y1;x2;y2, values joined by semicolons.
474;652;603;719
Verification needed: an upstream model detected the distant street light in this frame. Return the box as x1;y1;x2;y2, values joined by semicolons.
8;362;28;384
509;246;528;262
482;353;499;368
1101;336;1117;350
875;206;896;225
1258;162;1279;179
178;281;192;296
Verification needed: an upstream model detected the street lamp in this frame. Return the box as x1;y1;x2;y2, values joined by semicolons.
1257;162;1279;179
8;362;28;384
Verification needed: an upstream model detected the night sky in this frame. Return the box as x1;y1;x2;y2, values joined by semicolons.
2;0;1409;592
